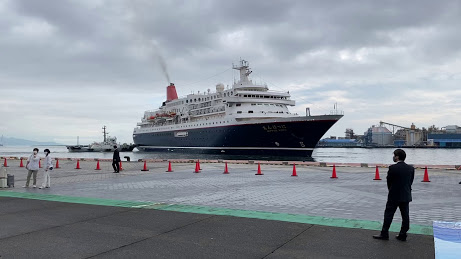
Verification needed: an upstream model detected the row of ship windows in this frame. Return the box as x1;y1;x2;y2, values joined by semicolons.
229;103;285;107
185;92;234;103
240;94;288;100
235;111;288;114
139;121;232;132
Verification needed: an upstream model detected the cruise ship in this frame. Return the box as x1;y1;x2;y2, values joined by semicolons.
133;60;343;157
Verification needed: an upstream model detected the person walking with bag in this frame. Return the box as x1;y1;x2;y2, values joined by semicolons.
112;145;120;173
373;149;415;241
23;148;40;188
39;149;53;189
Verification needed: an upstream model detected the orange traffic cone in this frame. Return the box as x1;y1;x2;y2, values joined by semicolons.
75;160;81;169
3;158;8;167
95;160;101;170
55;158;60;169
119;161;123;171
422;166;430;182
373;166;381;180
223;162;229;174
255;163;263;175
19;158;24;167
166;161;173;172
141;160;149;172
141;161;149;171
194;162;200;173
330;164;338;179
198;160;202;170
291;163;298;176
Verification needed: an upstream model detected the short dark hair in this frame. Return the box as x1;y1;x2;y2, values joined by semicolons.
33;148;39;152
114;145;117;148
394;149;406;161
44;149;50;153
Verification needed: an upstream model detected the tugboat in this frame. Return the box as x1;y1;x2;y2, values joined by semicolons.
67;126;135;152
133;59;343;157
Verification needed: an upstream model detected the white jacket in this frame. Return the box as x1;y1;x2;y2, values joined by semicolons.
44;155;53;170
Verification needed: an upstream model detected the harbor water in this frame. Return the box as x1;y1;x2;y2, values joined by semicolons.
1;146;461;165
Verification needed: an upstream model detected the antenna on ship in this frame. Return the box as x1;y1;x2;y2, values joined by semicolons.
102;126;107;142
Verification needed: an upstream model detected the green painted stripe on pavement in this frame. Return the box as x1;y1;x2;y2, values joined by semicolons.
0;191;150;208
0;190;433;235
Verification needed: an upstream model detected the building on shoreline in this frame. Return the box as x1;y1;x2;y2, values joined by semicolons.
318;124;461;148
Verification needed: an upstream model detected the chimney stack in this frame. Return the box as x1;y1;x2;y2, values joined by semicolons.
166;83;178;101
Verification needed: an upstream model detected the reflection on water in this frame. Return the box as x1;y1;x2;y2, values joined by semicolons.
1;146;461;165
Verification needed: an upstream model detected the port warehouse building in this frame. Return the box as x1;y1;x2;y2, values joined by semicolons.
427;133;461;147
318;125;461;147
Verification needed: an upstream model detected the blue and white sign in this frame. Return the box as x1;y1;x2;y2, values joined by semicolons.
433;221;461;259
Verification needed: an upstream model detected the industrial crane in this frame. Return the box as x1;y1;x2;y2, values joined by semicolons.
379;121;412;134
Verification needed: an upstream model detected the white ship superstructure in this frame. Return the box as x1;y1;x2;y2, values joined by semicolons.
133;60;343;156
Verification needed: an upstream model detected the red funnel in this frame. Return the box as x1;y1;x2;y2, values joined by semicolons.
166;83;178;101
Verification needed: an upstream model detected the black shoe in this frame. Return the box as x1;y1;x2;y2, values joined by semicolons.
396;235;407;241
373;234;389;240
459;181;461;184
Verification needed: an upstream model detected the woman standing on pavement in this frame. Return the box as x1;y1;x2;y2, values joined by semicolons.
39;149;52;189
23;148;40;188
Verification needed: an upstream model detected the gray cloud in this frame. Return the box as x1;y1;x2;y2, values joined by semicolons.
1;0;460;143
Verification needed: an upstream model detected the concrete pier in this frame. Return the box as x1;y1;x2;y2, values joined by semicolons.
1;157;460;257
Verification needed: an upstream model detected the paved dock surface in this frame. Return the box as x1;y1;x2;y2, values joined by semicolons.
1;159;460;258
0;197;434;258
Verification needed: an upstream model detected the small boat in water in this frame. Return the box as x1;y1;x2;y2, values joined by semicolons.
67;126;135;152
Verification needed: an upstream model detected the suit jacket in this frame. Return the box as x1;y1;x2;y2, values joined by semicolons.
113;149;121;162
387;161;415;202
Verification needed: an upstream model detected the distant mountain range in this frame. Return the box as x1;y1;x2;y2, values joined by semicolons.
0;137;63;146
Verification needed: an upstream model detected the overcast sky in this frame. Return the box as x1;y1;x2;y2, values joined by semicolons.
1;0;460;144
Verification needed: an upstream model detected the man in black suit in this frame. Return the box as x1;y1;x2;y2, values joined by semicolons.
373;149;415;241
112;145;121;173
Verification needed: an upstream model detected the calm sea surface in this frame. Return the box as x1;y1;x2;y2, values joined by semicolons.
1;146;461;165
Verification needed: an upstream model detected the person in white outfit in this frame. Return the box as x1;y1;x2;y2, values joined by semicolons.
23;148;40;188
39;149;53;189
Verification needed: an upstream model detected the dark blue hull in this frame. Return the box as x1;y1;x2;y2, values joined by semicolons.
133;117;341;157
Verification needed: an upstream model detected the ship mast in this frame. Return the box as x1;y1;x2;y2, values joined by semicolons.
233;59;252;84
102;126;108;142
